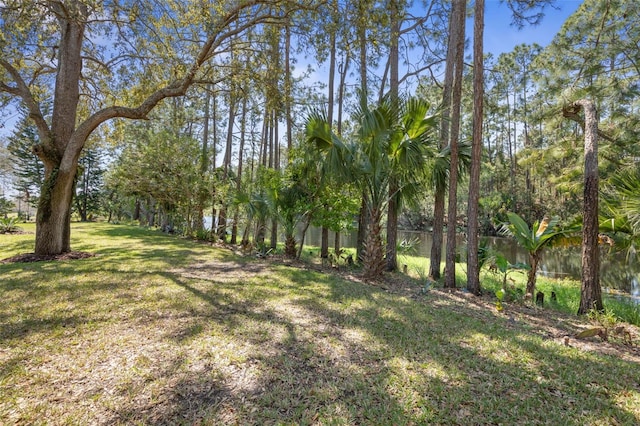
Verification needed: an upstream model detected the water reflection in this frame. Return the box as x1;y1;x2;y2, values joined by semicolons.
303;227;640;297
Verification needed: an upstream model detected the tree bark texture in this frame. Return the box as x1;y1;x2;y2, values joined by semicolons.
386;179;399;272
385;0;400;273
35;3;86;255
195;88;211;234
35;168;76;254
466;0;485;296
444;0;467;289
321;226;330;258
576;99;603;314
362;207;385;281
232;97;248;244
429;191;445;280
430;0;457;280
526;252;540;298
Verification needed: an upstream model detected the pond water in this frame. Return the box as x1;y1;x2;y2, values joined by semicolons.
303;227;640;299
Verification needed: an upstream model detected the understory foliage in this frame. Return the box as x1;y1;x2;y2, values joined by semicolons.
305;95;439;279
109;120;206;233
500;212;567;298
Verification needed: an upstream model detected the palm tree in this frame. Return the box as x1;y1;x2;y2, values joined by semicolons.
500;212;565;299
306;96;438;280
272;180;308;258
600;165;640;254
385;98;439;271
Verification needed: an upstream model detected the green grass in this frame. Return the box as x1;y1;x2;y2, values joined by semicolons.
1;223;640;425
395;249;640;327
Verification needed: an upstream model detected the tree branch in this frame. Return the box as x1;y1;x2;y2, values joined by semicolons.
64;0;303;171
562;103;616;144
0;58;53;160
0;81;20;95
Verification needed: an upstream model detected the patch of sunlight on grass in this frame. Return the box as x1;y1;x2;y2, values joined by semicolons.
462;331;539;366
614;390;640;416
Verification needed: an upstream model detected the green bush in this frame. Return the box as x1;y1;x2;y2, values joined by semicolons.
0;217;22;234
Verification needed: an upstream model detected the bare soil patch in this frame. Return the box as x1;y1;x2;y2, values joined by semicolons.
1;251;97;264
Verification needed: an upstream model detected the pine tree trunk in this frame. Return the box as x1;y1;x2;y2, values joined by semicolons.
386;179;399;272
430;0;457;281
231;97;248;245
577;99;603;314
195;87;211;234
429;190;445;280
444;0;467;290
466;0;485;296
385;0;400;273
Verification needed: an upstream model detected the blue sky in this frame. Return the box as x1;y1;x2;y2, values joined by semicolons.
481;0;583;56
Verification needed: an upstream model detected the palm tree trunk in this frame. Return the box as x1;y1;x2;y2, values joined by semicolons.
285;234;296;258
363;207;385;280
526;253;539;298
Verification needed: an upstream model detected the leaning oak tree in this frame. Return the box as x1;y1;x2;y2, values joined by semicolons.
0;0;305;255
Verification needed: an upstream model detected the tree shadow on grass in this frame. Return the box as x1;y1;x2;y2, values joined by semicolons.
3;251;638;425
109;271;417;425
0;314;100;344
289;277;640;425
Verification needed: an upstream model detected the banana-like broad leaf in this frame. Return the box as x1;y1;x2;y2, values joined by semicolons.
575;328;605;339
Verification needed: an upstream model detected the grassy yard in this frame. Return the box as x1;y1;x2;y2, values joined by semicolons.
1;223;640;425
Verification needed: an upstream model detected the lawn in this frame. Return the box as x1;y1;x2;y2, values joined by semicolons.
1;223;640;425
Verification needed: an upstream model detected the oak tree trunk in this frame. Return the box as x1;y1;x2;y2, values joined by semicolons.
34;3;86;256
35;167;77;254
4;1;300;256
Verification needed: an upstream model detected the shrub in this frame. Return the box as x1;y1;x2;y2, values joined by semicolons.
0;217;22;234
